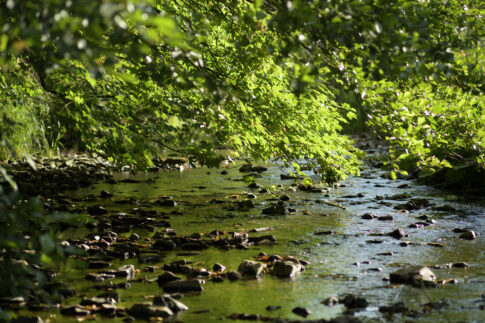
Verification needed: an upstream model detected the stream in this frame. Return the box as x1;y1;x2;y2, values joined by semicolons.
20;140;485;323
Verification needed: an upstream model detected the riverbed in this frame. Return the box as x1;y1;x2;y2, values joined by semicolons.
19;141;485;323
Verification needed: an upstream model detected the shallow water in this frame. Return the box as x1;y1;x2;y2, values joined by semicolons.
28;148;485;323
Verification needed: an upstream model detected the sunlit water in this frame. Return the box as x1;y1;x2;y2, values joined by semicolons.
32;150;485;323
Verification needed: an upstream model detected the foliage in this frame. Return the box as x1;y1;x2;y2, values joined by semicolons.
0;0;484;183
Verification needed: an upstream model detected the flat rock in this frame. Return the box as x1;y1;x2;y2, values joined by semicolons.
153;294;188;313
162;279;204;293
157;271;181;286
390;266;436;287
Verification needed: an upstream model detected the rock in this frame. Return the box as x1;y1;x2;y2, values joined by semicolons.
361;213;376;220
153;294;188;313
292;306;311;317
329;316;363;323
88;261;112;269
98;291;119;303
240;164;267;173
248;235;276;244
80;297;116;306
227;271;242;281
129;233;140;241
272;260;302;278
459;230;477;240
227;313;260;320
162;279;204;293
390;266;436;287
279;194;290;201
262;202;287;215
117;265;135;280
341;295;368;309
247;193;257;199
87;205;108;215
238;200;255;211
239;164;253;172
100;190;113;198
452;262;469;268
248;182;262;189
238;260;265;278
379;302;408;314
127;303;173;319
387;228;406;239
12;317;45;323
152;239;176;251
99;303;117;316
394;198;430;210
157;271;181;286
266;305;281;311
378;215;394;221
157;199;176;207
213;263;226;273
60;305;91;316
322;296;339;306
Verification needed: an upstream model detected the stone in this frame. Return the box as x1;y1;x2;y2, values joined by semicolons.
248;235;276;244
100;190;113;198
12;317;45;323
117;265;135;280
262;202;287;215
394;198;430;210
272;261;302;278
389;266;436;287
248;182;262;189
80;297;116;306
292;306;311;317
266;305;281;311
152;239;176;251
153;294;188;313
459;230;477;240
162;279;204;293
88;261;112;269
378;215;394;221
127;303;173;319
238;200;255;210
238;260;265;278
341;294;368;309
329;315;363;323
157;271;181;286
227;271;242;281
157;199;176;207
212;263;226;273
361;213;376;220
387;228;406;239
87;205;108;215
322;296;339;306
60;305;91;316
